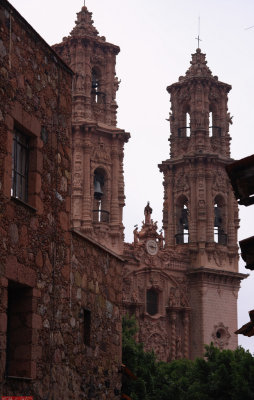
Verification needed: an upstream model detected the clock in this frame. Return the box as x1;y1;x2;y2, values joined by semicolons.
146;239;158;255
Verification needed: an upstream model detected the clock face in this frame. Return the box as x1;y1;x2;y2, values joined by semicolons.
146;239;158;255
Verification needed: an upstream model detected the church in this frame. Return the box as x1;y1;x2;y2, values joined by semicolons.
0;0;246;398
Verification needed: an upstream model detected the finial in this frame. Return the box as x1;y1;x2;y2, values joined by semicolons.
195;16;202;49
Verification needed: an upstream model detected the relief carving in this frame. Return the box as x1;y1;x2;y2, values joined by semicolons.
139;320;169;361
212;170;226;193
168;284;189;308
212;322;231;349
92;138;111;162
175;171;190;193
73;173;82;189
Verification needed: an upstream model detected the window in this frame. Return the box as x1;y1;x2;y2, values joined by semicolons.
147;289;158;316
6;282;33;378
175;196;189;244
177;108;190;137
209;111;213;137
12;128;29;202
214;196;227;245
83;309;91;346
91;67;105;104
93;168;110;223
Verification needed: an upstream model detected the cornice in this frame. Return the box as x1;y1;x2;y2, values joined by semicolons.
167;77;231;94
159;154;234;171
187;267;248;284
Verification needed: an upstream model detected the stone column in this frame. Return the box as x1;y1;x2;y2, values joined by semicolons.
183;310;190;358
82;127;92;231
227;190;236;247
206;171;213;243
72;126;84;228
105;50;113;125
110;136;119;228
189;166;197;244
170;310;177;360
166;172;175;247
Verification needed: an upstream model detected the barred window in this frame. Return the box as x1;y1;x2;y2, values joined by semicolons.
12;128;30;202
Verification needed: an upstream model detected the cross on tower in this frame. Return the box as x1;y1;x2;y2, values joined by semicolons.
195;35;202;48
195;16;202;49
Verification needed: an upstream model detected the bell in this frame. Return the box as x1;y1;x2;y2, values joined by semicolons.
94;179;103;200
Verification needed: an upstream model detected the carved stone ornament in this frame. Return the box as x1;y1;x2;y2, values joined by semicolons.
92;138;111;163
212;322;231;349
212;170;226;193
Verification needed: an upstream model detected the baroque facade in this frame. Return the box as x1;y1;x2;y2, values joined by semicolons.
53;6;129;254
0;0;247;398
123;49;246;360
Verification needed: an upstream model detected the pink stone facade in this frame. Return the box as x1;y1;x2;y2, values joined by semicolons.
0;0;247;398
123;49;246;361
53;6;129;254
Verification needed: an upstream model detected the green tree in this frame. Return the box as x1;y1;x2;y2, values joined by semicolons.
122;315;254;400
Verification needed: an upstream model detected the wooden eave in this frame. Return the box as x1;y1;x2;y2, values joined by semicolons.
226;154;254;205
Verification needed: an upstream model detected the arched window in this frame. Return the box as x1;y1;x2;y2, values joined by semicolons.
93;168;109;223
147;288;158;316
214;195;227;245
186;112;191;137
175;196;189;244
91;67;105;104
209;105;221;137
209;111;213;137
178;106;190;137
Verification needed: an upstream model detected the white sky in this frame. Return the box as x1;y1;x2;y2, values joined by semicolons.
9;0;254;353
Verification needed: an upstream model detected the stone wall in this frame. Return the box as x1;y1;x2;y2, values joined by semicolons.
0;0;73;397
71;230;123;399
0;2;123;398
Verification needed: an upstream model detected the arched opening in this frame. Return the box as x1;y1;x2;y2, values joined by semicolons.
175;195;189;244
186;112;191;137
209;105;221;137
209;111;213;137
147;288;158;316
214;195;227;245
91;67;105;104
178;106;191;137
93;168;109;223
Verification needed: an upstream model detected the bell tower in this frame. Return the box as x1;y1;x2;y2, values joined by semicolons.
53;5;129;253
159;48;245;358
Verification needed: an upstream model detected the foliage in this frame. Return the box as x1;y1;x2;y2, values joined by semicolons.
122;315;254;400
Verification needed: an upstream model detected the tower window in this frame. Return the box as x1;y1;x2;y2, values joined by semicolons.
93;168;110;223
214;196;227;245
175;197;189;244
209;109;221;137
209;111;213;137
186;112;190;137
147;289;158;316
91;67;105;104
178;111;191;137
12;128;30;202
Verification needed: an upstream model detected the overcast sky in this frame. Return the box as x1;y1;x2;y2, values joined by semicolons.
9;0;254;353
